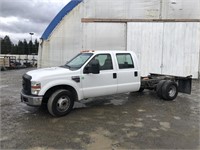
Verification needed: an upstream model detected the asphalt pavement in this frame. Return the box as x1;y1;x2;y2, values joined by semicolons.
0;68;199;149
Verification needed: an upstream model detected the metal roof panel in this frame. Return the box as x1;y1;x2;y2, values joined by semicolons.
41;0;83;40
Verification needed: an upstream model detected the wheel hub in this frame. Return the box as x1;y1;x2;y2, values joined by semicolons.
57;96;70;112
169;85;176;97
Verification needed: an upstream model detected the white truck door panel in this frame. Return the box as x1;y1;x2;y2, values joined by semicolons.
81;53;117;98
82;70;117;98
117;70;140;93
116;53;140;93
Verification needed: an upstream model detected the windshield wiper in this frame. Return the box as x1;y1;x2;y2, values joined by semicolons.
60;64;71;69
65;64;71;69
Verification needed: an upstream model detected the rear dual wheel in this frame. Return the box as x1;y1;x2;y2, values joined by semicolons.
156;80;178;101
156;80;166;98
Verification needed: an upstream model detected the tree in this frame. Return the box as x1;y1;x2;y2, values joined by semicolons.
33;39;39;54
28;40;33;54
23;39;28;55
12;44;18;54
18;40;24;54
0;35;39;55
1;35;13;54
0;37;3;54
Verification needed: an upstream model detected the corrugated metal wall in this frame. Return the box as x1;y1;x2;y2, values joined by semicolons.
162;0;200;19
84;0;160;19
162;23;200;78
84;0;200;19
127;22;200;78
39;0;200;78
82;23;126;50
127;23;163;76
38;4;84;67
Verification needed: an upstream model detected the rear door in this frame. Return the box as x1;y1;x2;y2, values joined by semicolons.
116;52;140;93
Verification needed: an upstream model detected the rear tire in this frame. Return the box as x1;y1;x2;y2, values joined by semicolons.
47;89;74;117
161;81;178;101
156;80;166;98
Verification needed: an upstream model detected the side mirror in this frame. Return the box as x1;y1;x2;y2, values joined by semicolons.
84;59;100;74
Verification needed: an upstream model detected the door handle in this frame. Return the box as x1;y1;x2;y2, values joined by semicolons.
113;73;117;79
134;71;138;77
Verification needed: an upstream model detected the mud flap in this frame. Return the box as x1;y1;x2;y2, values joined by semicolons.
178;78;192;94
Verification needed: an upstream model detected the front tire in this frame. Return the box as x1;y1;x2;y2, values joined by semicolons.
47;89;74;117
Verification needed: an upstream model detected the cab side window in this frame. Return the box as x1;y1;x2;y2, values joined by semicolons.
116;53;134;69
91;54;113;70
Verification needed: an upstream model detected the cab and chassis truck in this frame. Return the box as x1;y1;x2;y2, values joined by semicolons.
21;51;192;117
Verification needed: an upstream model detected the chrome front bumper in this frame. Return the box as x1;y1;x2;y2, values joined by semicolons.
21;92;43;106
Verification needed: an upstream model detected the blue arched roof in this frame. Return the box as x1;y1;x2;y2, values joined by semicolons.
41;0;83;40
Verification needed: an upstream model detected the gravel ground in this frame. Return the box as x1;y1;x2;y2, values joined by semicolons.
0;68;199;149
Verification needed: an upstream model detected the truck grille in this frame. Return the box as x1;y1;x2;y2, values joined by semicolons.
22;74;32;95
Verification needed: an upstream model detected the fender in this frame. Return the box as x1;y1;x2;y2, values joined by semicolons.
38;79;83;100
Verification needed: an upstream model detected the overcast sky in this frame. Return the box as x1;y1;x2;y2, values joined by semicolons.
0;0;71;44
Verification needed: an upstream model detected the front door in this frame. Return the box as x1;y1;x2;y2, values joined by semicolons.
81;53;117;98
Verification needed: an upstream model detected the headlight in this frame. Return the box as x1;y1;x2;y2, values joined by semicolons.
31;81;41;95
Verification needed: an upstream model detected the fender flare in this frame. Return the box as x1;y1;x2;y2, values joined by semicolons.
39;80;83;100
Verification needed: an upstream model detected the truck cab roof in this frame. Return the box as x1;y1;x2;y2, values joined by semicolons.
80;50;134;54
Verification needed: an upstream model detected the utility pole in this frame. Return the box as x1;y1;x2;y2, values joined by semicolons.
29;32;34;55
25;32;34;65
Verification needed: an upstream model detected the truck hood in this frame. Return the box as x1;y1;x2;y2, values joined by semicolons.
27;67;72;81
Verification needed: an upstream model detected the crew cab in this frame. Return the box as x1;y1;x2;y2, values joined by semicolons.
21;51;192;117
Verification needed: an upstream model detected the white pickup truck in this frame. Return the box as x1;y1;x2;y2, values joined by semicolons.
21;51;192;117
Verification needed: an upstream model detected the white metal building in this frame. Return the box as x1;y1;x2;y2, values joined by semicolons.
38;0;200;78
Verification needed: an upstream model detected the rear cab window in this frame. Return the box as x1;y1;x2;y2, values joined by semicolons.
116;53;134;69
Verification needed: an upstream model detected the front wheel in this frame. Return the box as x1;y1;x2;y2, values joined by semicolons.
161;81;178;101
47;89;74;117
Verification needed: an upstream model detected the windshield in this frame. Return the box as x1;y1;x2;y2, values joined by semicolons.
64;53;93;70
